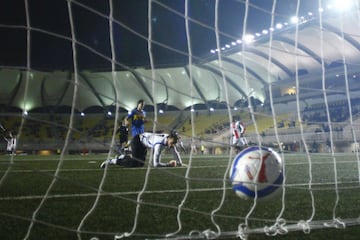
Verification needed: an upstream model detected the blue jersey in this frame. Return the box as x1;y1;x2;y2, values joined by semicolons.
128;108;146;136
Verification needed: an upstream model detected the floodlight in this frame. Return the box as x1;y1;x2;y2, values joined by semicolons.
243;34;254;44
290;16;299;24
275;23;283;29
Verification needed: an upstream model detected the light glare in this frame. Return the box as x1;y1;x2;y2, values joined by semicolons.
276;23;283;29
243;34;254;44
330;0;354;11
290;16;299;24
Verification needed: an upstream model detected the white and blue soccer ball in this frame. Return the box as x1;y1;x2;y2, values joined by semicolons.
229;146;284;200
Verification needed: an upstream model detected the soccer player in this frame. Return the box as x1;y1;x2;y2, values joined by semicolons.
4;131;16;155
115;116;129;157
231;118;248;153
126;99;146;137
101;131;183;168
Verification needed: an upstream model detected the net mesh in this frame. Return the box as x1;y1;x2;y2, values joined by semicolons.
1;0;360;239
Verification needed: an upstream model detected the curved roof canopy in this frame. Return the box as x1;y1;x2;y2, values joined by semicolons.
1;4;360;113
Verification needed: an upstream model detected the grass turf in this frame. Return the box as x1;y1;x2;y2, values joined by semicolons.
0;153;359;239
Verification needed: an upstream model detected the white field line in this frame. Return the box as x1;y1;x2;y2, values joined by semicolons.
0;187;227;201
1;180;359;202
0;158;357;175
0;157;359;202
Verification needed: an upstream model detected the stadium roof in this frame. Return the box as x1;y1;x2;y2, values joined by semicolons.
1;1;360;113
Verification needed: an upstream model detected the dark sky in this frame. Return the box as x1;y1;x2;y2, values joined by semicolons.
0;0;318;71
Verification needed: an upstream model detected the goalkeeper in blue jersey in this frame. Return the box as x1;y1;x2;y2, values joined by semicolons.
126;99;146;137
100;131;183;168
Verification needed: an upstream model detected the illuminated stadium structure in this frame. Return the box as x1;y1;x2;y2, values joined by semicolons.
1;2;360;153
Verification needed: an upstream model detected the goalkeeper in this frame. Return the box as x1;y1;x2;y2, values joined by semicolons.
101;131;183;168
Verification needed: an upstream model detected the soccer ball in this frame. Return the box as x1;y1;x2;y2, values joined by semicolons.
229;146;284;200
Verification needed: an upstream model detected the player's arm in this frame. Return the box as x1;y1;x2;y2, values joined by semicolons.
142;110;148;123
126;110;134;122
179;141;186;153
153;144;167;167
239;123;246;136
172;145;183;166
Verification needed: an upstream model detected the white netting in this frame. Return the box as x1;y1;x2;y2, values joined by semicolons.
1;0;360;239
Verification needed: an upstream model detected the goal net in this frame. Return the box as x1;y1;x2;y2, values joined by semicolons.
1;0;360;239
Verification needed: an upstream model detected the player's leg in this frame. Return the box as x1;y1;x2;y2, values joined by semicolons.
100;149;128;168
130;135;146;167
116;142;126;158
235;137;248;153
101;140;132;168
232;137;241;153
100;157;117;168
100;154;136;168
170;147;182;166
243;136;248;146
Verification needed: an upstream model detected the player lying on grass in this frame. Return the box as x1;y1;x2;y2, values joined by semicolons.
101;131;183;168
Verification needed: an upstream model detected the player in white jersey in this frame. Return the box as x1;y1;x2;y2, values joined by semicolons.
231;118;248;153
101;131;182;168
4;131;16;155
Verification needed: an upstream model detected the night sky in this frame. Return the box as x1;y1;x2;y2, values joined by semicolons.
0;0;318;70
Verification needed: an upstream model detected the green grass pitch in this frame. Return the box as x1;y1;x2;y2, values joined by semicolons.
0;153;359;239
